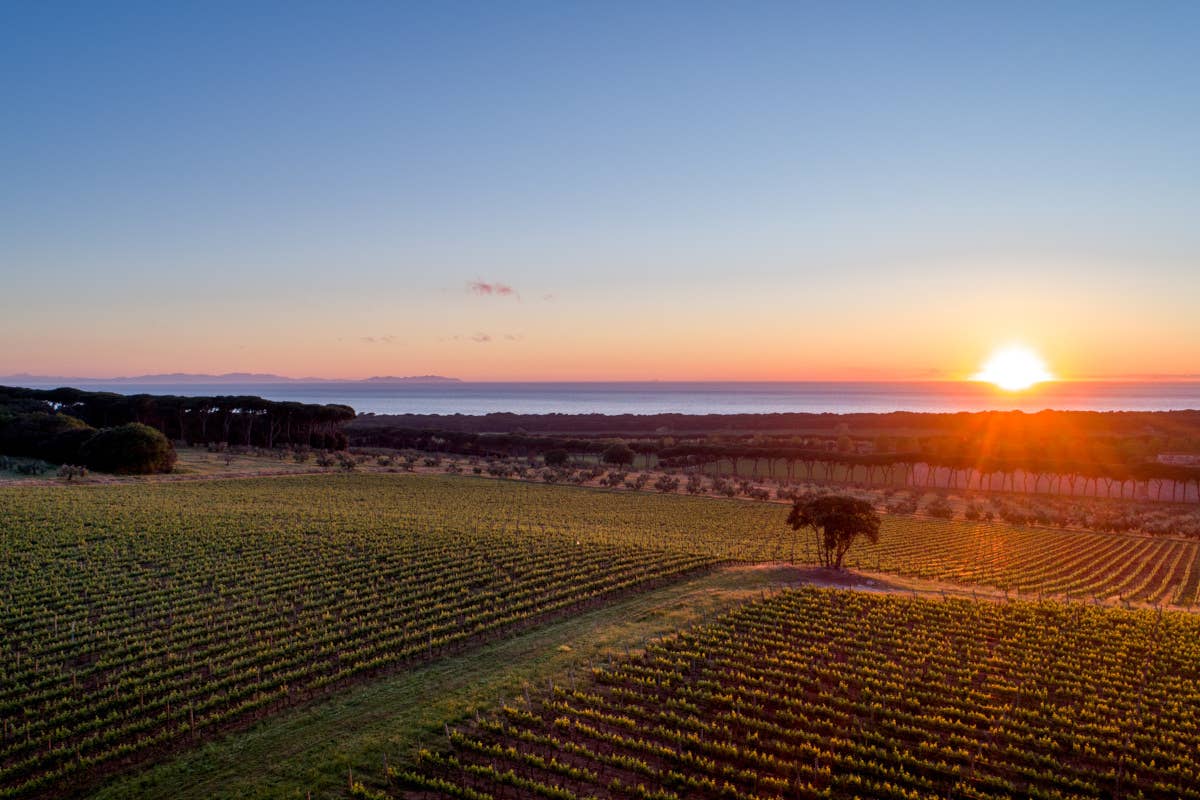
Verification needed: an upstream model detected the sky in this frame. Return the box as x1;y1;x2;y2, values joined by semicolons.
3;1;1199;381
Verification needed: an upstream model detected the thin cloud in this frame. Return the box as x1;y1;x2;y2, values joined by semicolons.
541;293;556;302
360;335;396;344
439;332;521;343
468;280;517;298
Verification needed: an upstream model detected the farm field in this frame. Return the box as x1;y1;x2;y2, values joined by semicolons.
394;587;1200;800
4;474;1200;797
0;476;739;798
90;565;821;800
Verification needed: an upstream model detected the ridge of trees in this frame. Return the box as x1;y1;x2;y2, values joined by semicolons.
0;386;355;451
346;425;1200;502
351;408;1200;439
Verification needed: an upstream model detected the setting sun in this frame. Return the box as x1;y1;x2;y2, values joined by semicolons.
972;346;1054;391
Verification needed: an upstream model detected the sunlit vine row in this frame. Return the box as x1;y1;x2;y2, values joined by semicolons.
4;473;1200;796
0;475;757;798
390;587;1200;800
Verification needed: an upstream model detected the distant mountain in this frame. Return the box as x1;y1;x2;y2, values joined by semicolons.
0;373;461;386
363;375;462;384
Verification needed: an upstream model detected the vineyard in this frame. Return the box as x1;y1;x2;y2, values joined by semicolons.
390;587;1200;800
0;475;760;798
843;516;1200;606
4;474;1200;797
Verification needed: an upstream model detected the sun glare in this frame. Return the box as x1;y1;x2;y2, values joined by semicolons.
972;346;1054;391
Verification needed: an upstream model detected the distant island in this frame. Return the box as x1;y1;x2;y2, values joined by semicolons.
362;375;461;384
0;372;461;386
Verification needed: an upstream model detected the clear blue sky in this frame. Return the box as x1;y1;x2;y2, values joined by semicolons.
3;1;1199;380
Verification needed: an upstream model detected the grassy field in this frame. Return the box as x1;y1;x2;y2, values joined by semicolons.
3;473;1200;798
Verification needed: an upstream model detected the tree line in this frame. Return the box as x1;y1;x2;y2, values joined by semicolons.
353;408;1200;442
346;424;1200;502
0;386;355;450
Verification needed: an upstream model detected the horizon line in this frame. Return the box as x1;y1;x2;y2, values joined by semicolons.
5;373;1200;385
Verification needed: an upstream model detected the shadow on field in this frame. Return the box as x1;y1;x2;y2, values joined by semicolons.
741;563;910;594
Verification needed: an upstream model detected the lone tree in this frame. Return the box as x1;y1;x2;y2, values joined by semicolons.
787;495;881;570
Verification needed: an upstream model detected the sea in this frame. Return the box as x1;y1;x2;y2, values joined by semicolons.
24;381;1200;416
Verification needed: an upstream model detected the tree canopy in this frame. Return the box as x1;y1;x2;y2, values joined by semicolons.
787;495;881;570
79;423;177;475
0;386;354;450
602;442;635;465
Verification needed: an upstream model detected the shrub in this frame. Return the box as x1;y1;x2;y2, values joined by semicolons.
625;473;649;490
923;497;955;519
543;449;569;467
79;424;176;475
603;471;627;487
654;475;680;493
57;464;87;481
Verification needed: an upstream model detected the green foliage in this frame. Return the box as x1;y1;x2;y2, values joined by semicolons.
4;474;1200;797
0;384;355;449
56;464;88;481
0;475;728;797
543;449;569;466
653;474;679;493
410;588;1200;800
602;442;635;466
787;494;881;569
0;410;94;461
923;496;955;519
79;422;177;474
42;425;99;465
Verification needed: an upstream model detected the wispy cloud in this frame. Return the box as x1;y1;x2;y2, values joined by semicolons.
439;332;522;344
468;280;517;298
360;335;397;344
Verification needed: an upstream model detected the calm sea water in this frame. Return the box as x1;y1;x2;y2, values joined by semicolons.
34;381;1200;416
